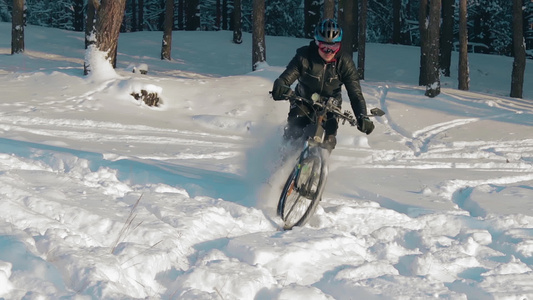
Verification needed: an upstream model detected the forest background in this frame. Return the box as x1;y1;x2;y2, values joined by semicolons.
3;0;533;101
2;0;533;57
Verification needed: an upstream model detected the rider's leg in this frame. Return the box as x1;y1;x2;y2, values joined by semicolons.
323;115;339;152
284;105;311;142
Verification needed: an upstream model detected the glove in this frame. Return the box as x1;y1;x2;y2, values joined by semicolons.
272;78;292;100
357;116;375;135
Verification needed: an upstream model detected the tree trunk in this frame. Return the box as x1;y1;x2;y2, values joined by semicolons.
222;0;228;30
304;0;321;39
186;0;200;30
392;0;401;44
233;0;242;44
85;0;99;50
324;0;335;19
458;0;469;90
358;0;368;79
440;0;454;77
340;0;354;58
138;0;144;31
161;0;173;60
11;0;25;54
418;0;428;86
252;0;266;71
510;0;526;98
84;0;126;75
177;0;184;30
425;0;441;98
215;0;221;30
73;0;84;31
353;0;359;50
131;0;137;32
95;0;127;68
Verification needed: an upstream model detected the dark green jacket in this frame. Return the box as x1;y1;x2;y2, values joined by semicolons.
276;41;368;118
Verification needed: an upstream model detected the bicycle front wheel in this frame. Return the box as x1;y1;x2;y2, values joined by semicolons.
277;152;326;230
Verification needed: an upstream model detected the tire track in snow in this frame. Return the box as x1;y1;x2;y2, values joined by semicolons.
408;118;479;156
0;115;241;140
443;174;533;218
374;84;411;139
373;85;478;156
333;85;533;225
0;115;245;165
369;84;533;166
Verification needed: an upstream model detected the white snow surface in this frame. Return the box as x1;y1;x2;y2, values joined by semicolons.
0;23;533;299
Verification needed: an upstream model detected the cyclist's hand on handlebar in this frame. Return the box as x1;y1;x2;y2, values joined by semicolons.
357;115;375;135
272;79;293;100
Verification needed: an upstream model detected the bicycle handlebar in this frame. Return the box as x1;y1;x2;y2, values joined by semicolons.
286;93;358;127
270;90;385;126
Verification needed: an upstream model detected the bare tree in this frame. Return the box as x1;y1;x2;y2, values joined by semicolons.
324;0;335;19
186;0;200;30
138;0;144;31
84;0;127;75
161;0;173;60
340;0;354;58
392;0;401;44
353;0;359;50
85;0;98;49
11;0;25;54
222;0;228;30
131;0;137;32
304;0;321;38
252;0;266;71
215;0;221;30
425;0;441;98
458;0;469;90
340;0;359;51
233;0;242;44
73;0;84;31
510;0;526;98
95;0;126;68
418;0;428;86
177;0;184;30
440;0;454;77
358;0;368;79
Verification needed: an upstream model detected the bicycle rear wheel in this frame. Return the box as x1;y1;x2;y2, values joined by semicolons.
277;150;328;230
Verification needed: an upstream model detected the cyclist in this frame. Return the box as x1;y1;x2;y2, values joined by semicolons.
271;18;374;151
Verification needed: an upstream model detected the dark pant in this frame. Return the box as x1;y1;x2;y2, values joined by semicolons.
283;104;339;142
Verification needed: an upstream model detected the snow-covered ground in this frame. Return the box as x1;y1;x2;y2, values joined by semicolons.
0;22;533;299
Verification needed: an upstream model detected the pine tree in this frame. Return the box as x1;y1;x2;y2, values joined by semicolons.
425;0;441;98
161;0;173;60
358;0;368;79
510;0;526;98
458;0;469;91
11;0;25;54
252;0;266;71
233;0;243;44
440;0;454;77
84;0;127;74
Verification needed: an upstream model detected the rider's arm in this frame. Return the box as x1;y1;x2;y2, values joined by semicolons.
275;46;309;89
272;49;306;100
337;54;368;119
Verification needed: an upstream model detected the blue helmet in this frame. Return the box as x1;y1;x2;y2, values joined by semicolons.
314;19;343;43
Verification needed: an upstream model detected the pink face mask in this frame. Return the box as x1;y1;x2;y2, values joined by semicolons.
316;41;341;54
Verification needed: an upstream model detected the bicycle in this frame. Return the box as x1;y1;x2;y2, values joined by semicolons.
275;92;385;230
